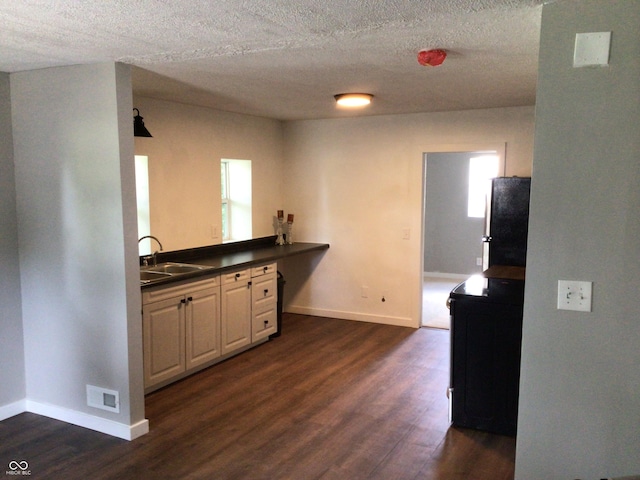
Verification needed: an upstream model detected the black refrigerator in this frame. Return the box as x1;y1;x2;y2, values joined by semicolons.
482;177;531;269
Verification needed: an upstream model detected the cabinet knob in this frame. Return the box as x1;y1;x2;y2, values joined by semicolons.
235;273;241;280
264;320;269;326
264;289;269;296
180;298;187;304
187;296;193;302
263;266;268;272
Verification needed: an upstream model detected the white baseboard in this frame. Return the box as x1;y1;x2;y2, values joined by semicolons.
25;400;149;441
0;400;149;441
286;305;416;328
0;400;26;421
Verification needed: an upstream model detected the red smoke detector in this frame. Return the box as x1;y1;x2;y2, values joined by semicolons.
417;49;447;67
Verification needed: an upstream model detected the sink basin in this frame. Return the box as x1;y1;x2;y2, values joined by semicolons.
140;270;171;282
145;262;213;274
140;262;217;284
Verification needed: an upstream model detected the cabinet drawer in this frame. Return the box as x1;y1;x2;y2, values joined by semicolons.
143;276;219;304
252;304;277;341
222;268;251;285
252;274;277;306
251;263;277;277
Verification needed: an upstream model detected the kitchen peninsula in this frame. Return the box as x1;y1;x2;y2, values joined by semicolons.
140;236;329;393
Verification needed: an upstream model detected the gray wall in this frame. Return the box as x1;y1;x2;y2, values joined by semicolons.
424;152;485;275
10;63;146;436
515;1;640;478
0;73;25;411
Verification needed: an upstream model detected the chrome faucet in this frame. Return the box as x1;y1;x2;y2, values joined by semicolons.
138;235;163;266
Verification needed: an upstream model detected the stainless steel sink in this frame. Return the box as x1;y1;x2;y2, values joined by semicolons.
140;270;172;282
140;262;215;284
145;262;213;274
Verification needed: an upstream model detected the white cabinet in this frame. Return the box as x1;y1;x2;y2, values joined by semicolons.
221;269;252;355
142;277;220;390
142;262;278;391
251;263;278;341
220;263;279;353
185;286;221;369
142;295;185;388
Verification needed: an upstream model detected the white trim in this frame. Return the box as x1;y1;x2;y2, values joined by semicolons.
0;400;27;421
128;419;151;440
286;305;415;328
10;400;150;441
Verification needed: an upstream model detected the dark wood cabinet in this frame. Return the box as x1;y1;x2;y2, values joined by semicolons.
449;275;524;436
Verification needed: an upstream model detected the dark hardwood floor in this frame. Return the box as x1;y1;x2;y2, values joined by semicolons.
0;314;515;479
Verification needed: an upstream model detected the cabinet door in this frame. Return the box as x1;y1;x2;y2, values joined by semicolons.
252;273;277;341
185;286;221;369
221;279;252;355
143;296;186;388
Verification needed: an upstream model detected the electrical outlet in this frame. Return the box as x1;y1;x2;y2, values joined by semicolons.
557;280;592;312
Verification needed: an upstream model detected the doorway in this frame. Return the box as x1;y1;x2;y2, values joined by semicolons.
421;147;505;328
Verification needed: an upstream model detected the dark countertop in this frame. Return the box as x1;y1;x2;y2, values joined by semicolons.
449;265;525;305
140;236;329;290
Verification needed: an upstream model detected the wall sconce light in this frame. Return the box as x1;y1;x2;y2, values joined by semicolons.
334;93;373;108
133;108;152;137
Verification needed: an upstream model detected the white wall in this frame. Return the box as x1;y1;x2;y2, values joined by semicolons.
132;96;284;251
10;63;146;439
515;1;640;478
0;73;25;415
281;107;534;327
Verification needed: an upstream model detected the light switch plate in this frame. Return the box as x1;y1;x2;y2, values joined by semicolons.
557;280;592;312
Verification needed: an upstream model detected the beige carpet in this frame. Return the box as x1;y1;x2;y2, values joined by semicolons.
422;276;463;329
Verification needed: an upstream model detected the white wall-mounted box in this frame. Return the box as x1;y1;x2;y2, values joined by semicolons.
573;32;611;67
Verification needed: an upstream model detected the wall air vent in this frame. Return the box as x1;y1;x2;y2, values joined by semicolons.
86;385;120;413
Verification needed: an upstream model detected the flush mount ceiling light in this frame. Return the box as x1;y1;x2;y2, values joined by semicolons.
133;108;152;137
417;49;447;67
334;93;373;108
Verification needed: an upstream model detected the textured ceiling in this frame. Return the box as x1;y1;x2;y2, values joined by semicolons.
0;0;545;120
